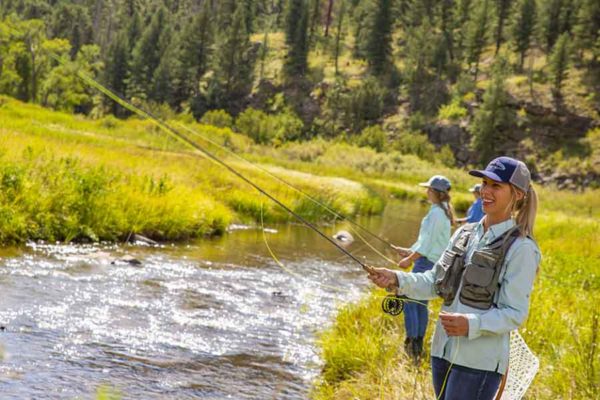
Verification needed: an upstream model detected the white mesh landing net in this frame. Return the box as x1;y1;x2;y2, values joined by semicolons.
499;331;539;400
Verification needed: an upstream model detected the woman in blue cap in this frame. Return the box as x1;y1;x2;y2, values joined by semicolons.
368;157;540;400
392;175;454;361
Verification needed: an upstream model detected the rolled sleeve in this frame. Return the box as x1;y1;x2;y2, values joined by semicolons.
466;313;482;340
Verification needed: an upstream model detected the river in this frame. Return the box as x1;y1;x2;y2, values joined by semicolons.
0;200;424;399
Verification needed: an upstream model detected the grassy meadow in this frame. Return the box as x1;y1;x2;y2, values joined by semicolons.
0;96;382;244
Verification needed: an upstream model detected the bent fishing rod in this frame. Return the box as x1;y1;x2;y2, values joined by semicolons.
59;55;372;272
175;122;402;265
182;121;401;249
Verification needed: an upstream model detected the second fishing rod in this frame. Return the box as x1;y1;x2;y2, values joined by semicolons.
66;59;372;272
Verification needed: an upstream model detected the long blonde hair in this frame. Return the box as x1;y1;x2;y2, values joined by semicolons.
432;190;455;225
510;184;538;237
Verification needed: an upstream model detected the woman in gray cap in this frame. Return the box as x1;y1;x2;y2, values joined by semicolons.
367;157;540;400
392;175;454;361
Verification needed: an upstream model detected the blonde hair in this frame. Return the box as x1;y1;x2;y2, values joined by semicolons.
510;184;538;237
431;190;455;225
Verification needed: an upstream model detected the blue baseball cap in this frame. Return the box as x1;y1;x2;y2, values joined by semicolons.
419;175;451;192
469;156;531;192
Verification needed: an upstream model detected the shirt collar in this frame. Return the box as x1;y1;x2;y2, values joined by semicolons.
476;218;515;242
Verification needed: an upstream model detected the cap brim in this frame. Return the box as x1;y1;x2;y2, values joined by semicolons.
469;169;503;182
418;182;430;187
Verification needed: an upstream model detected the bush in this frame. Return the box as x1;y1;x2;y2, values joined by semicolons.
355;125;387;152
438;99;468;121
437;145;456;167
200;109;234;128
235;107;304;144
393;131;436;161
344;77;386;132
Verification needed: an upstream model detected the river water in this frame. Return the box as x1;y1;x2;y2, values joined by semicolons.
0;200;424;399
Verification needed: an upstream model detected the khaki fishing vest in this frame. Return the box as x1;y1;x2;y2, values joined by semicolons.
434;224;522;310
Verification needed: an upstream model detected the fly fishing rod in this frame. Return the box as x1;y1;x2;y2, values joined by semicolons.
184;121;401;247
59;55;372;272
175;122;401;265
44;52;419;316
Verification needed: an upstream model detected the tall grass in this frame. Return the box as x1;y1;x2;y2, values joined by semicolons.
0;96;381;244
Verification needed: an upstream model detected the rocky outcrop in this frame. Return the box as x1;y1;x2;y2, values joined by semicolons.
424;99;598;189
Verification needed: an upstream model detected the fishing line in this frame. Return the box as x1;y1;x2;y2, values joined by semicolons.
436;337;460;400
175;121;401;265
45;52;372;272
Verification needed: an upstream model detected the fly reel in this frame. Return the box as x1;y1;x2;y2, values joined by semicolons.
381;294;408;316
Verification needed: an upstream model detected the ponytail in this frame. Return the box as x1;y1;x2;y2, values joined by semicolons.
512;185;538;237
433;190;455;225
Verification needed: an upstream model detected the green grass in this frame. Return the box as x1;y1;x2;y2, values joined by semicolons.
0;96;382;244
312;189;600;400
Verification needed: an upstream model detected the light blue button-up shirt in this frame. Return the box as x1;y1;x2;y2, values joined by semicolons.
410;204;451;264
396;218;541;374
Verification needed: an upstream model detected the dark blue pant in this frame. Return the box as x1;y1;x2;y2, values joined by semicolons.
403;256;434;338
431;356;503;400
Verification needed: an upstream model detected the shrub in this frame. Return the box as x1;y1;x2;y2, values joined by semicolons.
355;125;387;152
438;99;468;121
393;131;436;161
344;77;386;132
235;107;304;144
200;109;234;128
437;145;456;167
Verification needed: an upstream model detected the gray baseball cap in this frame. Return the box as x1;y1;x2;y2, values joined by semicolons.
419;175;451;192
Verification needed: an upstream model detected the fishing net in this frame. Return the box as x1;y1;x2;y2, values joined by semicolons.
499;331;539;400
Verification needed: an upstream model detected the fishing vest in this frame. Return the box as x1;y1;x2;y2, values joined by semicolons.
434;224;522;310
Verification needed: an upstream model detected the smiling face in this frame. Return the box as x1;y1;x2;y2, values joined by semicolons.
480;177;524;222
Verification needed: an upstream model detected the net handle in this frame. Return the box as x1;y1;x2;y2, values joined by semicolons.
495;364;509;400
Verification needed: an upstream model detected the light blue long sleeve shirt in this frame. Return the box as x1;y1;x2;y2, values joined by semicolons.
396;218;541;374
410;204;451;264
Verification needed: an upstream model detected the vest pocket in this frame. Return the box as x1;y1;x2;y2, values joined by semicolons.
463;264;495;287
460;264;495;308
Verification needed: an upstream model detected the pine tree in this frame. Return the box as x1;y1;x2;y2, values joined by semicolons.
333;0;346;76
49;3;93;58
179;1;213;97
494;0;513;55
284;0;309;77
438;0;456;62
548;32;571;99
103;30;130;115
210;2;254;109
465;0;490;81
404;20;448;114
511;0;536;71
572;0;600;64
470;57;515;163
364;0;393;76
127;7;168;100
539;0;563;52
454;0;473;63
